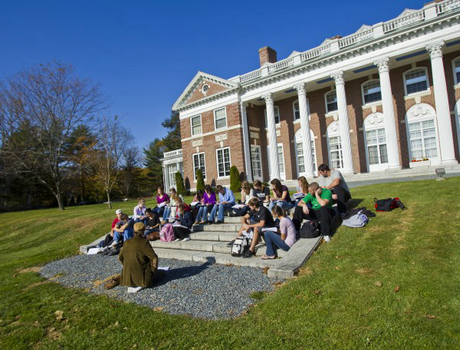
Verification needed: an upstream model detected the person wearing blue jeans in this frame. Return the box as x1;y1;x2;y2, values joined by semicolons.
208;185;235;224
262;206;297;259
112;214;135;246
268;178;295;212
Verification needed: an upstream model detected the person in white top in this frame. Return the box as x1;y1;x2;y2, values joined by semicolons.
133;198;147;222
317;164;351;214
232;181;256;217
261;205;297;259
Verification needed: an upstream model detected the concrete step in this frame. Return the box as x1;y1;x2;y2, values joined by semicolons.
199;223;240;232
192;216;244;225
190;231;236;242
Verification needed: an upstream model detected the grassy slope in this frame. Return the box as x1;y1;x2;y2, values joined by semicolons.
0;179;459;349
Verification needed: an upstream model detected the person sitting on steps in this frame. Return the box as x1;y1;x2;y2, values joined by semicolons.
268;178;295;212
317;164;351;215
208;185;235;224
253;180;270;206
194;185;216;225
232;181;256;216
112;213;135;247
235;198;276;258
292;182;335;242
144;208;160;238
133;198;147;223
172;203;192;242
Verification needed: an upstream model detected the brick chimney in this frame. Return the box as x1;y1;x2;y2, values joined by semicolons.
259;46;277;66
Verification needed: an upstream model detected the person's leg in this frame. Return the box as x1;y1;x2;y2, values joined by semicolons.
264;231;291;257
173;227;187;240
158;206;165;218
162;207;170;222
293;206;308;231
248;227;260;252
331;187;350;214
217;204;225;222
268;201;275;211
195;206;203;222
202;206;209;222
113;231;121;243
208;205;217;222
123;229;133;241
315;206;333;236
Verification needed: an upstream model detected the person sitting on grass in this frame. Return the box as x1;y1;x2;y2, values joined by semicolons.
112;213;135;247
261;205;297;260
232;181;256;216
268;178;295;212
144;208;160;237
253;180;270;206
208;185;235;224
119;222;164;293
194;185;216;225
162;188;183;224
235;198;275;258
292;182;334;242
153;187;170;217
133;198;147;222
317;164;351;215
172;203;192;242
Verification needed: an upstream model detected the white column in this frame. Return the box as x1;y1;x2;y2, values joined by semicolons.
262;93;280;180
331;71;354;173
426;42;458;164
240;101;253;181
164;164;170;192
375;57;401;169
294;83;315;176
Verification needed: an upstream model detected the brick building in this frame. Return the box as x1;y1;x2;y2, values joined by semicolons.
163;0;460;191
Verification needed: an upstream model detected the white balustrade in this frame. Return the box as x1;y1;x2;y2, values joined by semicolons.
268;57;295;73
437;0;460;14
383;10;425;33
300;44;331;61
338;29;374;48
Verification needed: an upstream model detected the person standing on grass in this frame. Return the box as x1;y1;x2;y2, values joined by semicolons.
268;178;295;211
119;222;164;293
208;185;235;224
261;205;297;260
317;164;351;215
235;198;275;258
194;185;216;225
153;187;170;217
292;182;334;242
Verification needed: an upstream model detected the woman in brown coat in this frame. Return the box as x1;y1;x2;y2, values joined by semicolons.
119;222;159;293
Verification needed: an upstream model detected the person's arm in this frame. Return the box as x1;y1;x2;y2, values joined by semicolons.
113;223;125;233
249;220;265;229
143;241;158;274
279;220;287;241
326;178;341;190
315;188;330;207
279;188;289;202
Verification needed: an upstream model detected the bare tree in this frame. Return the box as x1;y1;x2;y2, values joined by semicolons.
0;61;105;210
122;146;141;199
93;115;132;209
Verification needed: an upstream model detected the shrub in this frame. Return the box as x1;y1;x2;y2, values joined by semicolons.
175;171;186;196
196;169;205;193
230;166;241;193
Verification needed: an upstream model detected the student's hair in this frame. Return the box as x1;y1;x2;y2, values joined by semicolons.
309;182;320;191
120;213;129;221
196;189;204;197
253;180;267;191
145;208;152;214
241;181;251;195
318;164;330;172
169;187;177;194
157;187;164;194
216;185;223;191
248;198;260;208
270;178;282;194
173;194;183;204
298;176;309;193
271;205;284;218
177;203;185;213
138;198;145;204
205;184;214;194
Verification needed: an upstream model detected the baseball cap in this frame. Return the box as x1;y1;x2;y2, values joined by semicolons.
115;209;123;214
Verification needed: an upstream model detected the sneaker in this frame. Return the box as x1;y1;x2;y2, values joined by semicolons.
174;238;180;242
216;220;224;224
243;249;255;258
127;286;143;293
182;237;191;242
323;235;331;243
193;222;200;226
110;240;119;248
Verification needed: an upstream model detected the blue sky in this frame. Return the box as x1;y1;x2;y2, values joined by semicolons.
0;0;425;151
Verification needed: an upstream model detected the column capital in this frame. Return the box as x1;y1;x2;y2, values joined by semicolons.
331;71;345;85
426;41;444;60
375;57;390;73
293;83;306;95
261;93;273;104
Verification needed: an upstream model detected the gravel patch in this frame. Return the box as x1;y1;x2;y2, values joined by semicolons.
40;254;278;320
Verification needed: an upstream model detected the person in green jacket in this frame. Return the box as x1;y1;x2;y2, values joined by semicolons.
119;222;162;293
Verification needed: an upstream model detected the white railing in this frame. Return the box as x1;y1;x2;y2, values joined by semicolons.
437;0;460;14
268;57;295;73
240;69;262;83
300;44;331;61
163;149;183;158
339;29;374;48
383;10;425;33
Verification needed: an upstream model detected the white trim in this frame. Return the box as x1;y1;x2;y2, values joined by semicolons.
250;144;263;181
190;115;202;137
403;67;430;97
324;90;338;114
361;79;382;106
192;152;206;181
455;99;460;155
363;113;389;172
264;105;281;127
182;124;242;142
294;129;317;177
216;147;231;178
327;121;344;171
213;106;228;131
293;100;300;121
452;56;460;86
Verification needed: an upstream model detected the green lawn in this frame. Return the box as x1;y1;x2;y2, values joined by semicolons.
1;178;459;349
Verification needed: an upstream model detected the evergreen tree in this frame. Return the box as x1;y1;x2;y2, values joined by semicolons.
195;169;205;193
161;111;181;151
230;166;241;193
175;171;186;196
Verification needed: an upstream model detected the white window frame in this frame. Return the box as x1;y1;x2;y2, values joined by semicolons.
325;90;338;114
361;79;382;106
192;152;206;181
168;164;178;189
190;115;202;136
213;107;227;131
293;100;300;121
264;106;281;127
327;121;344;170
216;147;231;178
453;57;460;86
250;145;263;180
294;129;317;176
455;99;460;154
363;113;388;172
403;67;430;96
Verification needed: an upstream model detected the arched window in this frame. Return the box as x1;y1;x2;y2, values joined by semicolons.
362;80;382;104
406;103;439;163
363;113;388;171
325;90;338;113
327;121;343;169
295;129;317;176
403;68;429;95
453;57;460;85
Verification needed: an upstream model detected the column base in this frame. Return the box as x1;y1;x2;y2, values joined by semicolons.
341;169;355;175
440;159;458;165
385;165;402;172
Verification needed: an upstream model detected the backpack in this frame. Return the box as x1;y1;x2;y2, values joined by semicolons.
98;233;114;248
374;197;406;212
299;220;321;239
231;236;251;257
160;223;175;242
342;211;369;227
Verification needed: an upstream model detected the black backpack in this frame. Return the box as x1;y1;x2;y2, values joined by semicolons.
299;220;321;239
